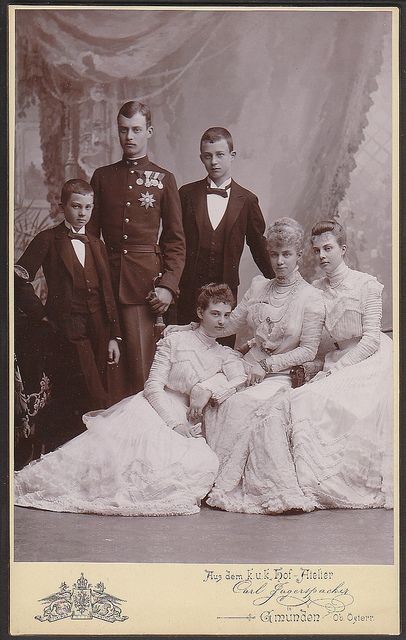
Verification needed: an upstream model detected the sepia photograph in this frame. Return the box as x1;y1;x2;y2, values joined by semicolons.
8;3;399;636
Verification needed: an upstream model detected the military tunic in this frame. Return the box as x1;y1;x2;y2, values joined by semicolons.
88;155;185;394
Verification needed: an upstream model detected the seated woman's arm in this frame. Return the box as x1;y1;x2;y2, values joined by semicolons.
329;280;383;371
143;337;188;430
259;291;325;373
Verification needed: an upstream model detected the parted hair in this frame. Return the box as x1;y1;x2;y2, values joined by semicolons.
60;179;93;206
117;101;152;128
265;217;304;254
196;283;235;311
200;127;234;152
311;219;347;246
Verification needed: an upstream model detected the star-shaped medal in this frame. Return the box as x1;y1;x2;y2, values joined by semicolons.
139;191;156;209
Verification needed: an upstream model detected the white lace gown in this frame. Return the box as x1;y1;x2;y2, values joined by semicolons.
14;330;244;517
204;273;325;514
247;265;393;512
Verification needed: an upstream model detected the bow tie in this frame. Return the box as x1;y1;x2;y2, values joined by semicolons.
206;184;231;198
68;230;89;243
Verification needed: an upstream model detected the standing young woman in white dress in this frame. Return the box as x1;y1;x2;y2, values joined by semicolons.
14;284;248;517
245;219;393;513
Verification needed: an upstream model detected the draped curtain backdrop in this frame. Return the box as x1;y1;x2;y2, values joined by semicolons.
15;8;392;326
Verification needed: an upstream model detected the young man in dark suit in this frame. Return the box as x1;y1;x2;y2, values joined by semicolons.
16;179;121;412
87;101;185;395
177;127;273;344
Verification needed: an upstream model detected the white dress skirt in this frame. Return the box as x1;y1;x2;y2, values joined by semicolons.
203;272;325;514
245;266;393;512
14;330;245;517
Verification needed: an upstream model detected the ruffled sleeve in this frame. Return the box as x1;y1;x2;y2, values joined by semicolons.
198;347;246;395
221;347;246;380
143;337;180;429
268;288;325;372
331;279;383;370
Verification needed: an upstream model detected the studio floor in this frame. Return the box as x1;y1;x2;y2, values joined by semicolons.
14;504;394;564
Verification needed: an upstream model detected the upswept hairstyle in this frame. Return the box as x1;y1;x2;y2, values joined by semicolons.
200;127;234;152
265;217;304;254
60;179;94;206
311;219;347;247
117;101;152;128
196;283;235;311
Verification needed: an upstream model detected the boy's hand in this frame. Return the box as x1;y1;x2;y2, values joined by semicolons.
147;287;173;314
108;339;120;365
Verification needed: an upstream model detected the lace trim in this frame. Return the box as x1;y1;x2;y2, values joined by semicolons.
15;493;201;516
207;487;315;515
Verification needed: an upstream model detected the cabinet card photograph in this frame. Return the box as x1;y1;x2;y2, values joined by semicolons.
8;3;399;636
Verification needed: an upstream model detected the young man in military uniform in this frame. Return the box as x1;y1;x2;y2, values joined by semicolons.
88;101;185;395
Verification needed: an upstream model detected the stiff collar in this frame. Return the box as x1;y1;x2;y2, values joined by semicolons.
122;155;149;168
207;177;232;190
274;266;301;286
194;325;218;347
64;221;86;234
327;261;349;288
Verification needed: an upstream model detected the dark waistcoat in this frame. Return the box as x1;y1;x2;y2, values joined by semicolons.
71;244;102;314
194;210;228;286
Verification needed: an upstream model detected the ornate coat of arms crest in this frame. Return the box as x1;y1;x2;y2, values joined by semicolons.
35;573;128;623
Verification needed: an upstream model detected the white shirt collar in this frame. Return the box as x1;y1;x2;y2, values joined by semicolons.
208;178;232;190
64;221;86;234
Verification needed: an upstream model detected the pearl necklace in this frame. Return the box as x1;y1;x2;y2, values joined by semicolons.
259;271;302;331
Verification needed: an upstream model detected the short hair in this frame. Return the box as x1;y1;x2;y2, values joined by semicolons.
265;217;304;254
196;283;235;311
60;179;93;206
200;127;234;152
311;219;347;247
117;101;151;128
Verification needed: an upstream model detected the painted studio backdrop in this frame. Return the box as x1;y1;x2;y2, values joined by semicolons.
14;8;393;330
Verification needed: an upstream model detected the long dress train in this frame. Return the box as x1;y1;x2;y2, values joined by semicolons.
246;265;393;511
14;329;245;516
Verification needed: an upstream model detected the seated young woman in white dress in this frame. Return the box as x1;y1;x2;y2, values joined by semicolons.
244;219;393;513
14;284;248;517
167;218;325;514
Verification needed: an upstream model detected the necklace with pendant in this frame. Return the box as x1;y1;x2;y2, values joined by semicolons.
260;277;301;337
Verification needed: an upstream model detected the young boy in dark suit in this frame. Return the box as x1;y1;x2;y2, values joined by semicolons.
16;179;121;412
177;127;273;345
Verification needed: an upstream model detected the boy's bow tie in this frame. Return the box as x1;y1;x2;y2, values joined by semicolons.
68;230;89;243
206;183;231;198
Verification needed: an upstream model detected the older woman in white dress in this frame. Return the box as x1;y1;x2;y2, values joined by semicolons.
245;219;393;512
189;218;325;514
14;284;248;517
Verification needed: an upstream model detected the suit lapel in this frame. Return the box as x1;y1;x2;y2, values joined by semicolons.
223;180;245;236
55;223;75;278
193;179;210;241
87;236;107;290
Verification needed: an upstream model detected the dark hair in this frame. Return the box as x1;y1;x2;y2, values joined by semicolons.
196;283;235;311
117;101;151;128
200;127;234;152
311;219;347;247
60;179;93;206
